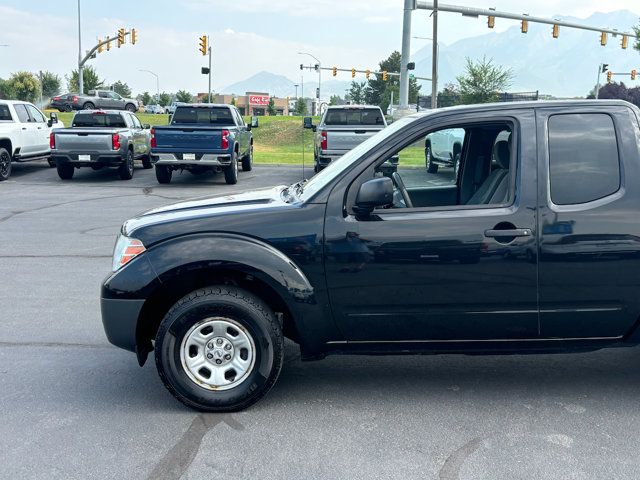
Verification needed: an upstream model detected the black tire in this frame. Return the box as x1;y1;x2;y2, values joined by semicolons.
141;155;153;169
0;147;12;181
83;102;95;110
426;144;438;174
155;286;284;412
241;144;253;172
155;165;172;184
57;164;74;180
125;103;137;113
64;104;73;112
224;152;239;185
118;150;134;180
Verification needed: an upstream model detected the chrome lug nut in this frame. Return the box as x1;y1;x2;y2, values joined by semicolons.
216;338;223;346
207;353;213;359
224;354;231;360
207;342;214;349
224;344;232;350
215;359;222;365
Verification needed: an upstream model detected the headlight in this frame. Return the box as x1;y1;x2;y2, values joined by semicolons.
112;234;146;272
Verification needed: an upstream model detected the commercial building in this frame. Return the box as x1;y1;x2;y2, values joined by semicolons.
195;92;289;116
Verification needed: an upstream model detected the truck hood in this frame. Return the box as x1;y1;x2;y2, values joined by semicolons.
123;185;290;236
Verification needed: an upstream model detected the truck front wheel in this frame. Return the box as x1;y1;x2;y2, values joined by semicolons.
224;152;238;185
154;286;284;411
155;165;172;184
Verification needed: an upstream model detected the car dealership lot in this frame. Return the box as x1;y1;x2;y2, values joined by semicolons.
2;162;640;479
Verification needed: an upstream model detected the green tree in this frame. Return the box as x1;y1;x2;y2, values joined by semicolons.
230;97;236;106
634;25;640;51
294;97;307;115
346;81;367;104
7;71;40;102
456;56;513;105
175;90;193;103
329;94;343;106
438;83;459;107
111;80;131;97
40;71;61;98
267;96;277;115
365;51;420;112
158;92;172;106
66;65;105;92
138;91;152;105
0;78;15;99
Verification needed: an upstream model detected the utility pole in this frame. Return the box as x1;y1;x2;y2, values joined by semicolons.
595;63;608;99
77;0;83;94
431;0;438;109
208;38;212;102
399;0;414;110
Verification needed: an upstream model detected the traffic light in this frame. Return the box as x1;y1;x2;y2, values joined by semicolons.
632;69;637;81
600;32;607;46
199;35;208;56
300;64;304;71
607;71;613;83
332;66;337;77
131;28;137;45
117;28;125;48
106;36;111;51
382;71;388;81
602;64;609;73
351;68;356;78
622;35;629;49
487;15;495;28
314;64;319;72
521;20;528;34
365;69;370;79
97;38;104;54
552;24;559;39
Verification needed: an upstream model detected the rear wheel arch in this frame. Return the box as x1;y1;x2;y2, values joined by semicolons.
0;138;12;156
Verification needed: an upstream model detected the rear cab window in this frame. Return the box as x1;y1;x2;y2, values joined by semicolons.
324;108;385;126
172;107;234;125
0;105;12;121
548;113;620;205
72;113;127;128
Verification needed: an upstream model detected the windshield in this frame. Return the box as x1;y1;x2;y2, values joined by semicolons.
172;106;234;125
72;113;126;128
299;116;415;201
324;108;384;126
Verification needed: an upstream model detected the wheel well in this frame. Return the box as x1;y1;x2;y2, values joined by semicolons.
136;267;299;359
0;138;12;156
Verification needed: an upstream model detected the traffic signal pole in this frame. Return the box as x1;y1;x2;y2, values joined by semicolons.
208;38;212;102
398;0;414;110
77;0;83;94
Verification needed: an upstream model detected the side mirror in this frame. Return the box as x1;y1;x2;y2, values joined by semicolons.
246;123;252;131
251;116;259;128
354;177;394;215
143;124;151;129
303;116;314;130
48;112;58;127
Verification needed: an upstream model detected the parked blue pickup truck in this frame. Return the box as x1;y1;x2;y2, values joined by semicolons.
150;104;255;185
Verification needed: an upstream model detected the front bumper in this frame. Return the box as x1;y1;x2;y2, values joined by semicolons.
152;153;232;167
52;153;124;167
101;297;145;352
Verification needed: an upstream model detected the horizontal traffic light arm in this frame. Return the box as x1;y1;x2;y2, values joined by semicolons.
416;2;639;39
80;29;134;67
299;64;432;81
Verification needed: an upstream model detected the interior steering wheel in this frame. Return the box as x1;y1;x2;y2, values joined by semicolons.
392;172;413;208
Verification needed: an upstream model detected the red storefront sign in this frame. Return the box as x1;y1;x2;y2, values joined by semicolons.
249;95;269;105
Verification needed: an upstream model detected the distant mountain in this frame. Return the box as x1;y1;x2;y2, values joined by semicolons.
221;71;352;100
412;9;640;97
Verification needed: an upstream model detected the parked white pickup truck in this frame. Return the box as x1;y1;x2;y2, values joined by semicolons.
0;100;64;180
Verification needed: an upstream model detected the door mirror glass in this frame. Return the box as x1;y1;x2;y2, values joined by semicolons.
355;177;393;214
251;116;259;128
48;112;58;127
303;116;314;129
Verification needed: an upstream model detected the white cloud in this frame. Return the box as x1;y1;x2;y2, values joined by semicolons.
185;0;398;17
363;16;394;25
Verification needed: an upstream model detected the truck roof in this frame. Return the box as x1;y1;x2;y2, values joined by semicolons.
174;103;232;109
74;109;128;114
326;105;381;110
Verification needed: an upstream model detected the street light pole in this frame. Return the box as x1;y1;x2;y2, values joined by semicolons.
294;84;299;98
399;0;413;110
208;39;212;102
298;52;321;114
431;0;438;109
77;0;83;94
595;63;603;99
139;70;159;103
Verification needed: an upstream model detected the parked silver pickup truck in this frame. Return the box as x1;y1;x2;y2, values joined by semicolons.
304;105;387;172
50;110;152;180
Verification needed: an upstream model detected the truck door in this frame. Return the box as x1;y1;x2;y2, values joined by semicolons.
12;104;38;156
536;106;640;338
25;104;50;155
323;109;540;342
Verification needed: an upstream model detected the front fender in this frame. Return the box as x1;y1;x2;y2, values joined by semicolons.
146;232;316;310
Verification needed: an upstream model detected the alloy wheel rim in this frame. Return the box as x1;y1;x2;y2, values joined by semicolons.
426;147;432;169
0;152;9;177
180;317;256;391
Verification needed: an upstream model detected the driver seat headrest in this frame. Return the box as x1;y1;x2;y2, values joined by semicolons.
493;139;511;170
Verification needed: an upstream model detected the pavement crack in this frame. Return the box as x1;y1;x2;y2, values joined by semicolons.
439;436;485;480
146;413;244;480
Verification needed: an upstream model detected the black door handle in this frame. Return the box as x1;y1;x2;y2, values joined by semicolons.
484;228;532;238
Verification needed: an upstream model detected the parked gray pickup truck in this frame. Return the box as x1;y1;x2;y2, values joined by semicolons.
50;110;152;180
71;90;139;112
305;105;388;172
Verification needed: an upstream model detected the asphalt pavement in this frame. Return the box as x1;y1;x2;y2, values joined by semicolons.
1;160;640;479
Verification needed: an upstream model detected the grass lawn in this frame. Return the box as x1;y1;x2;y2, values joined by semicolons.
44;110;426;167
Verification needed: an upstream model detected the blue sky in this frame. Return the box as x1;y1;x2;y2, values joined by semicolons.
0;0;638;97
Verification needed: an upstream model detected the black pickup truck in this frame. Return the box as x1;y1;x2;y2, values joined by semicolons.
101;100;640;411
